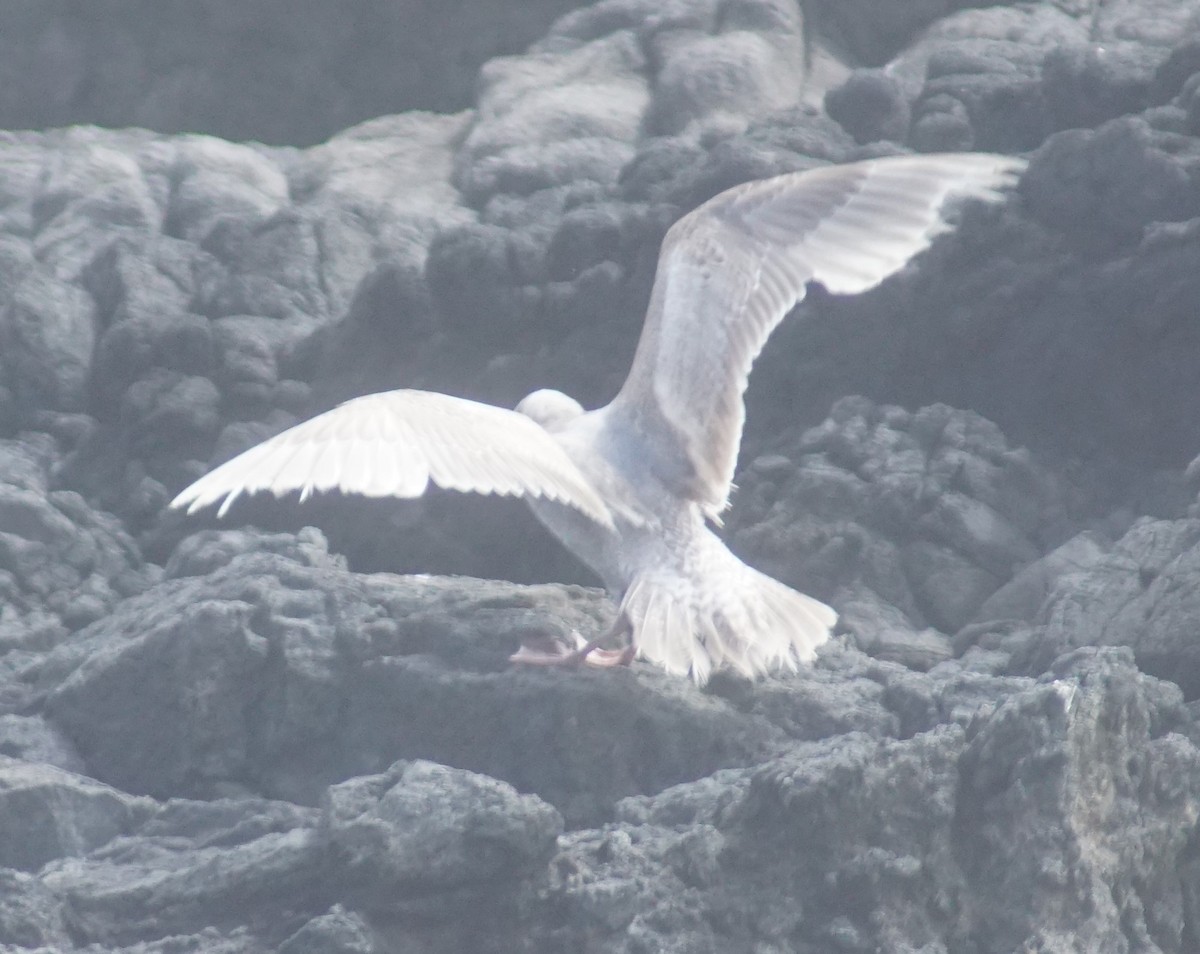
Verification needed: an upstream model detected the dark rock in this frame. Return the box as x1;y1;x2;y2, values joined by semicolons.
320;759;562;909
426;223;546;352
0;435;157;675
970;531;1108;619
0;0;590;147
642;0;806;136
42;529;360;800
120;370;222;458
824;68;911;144
98;930;273;953
3;112;468;532
0;714;86;773
91;309;216;412
0;868;71;948
1014;519;1200;697
40;529;787;826
454;26;646;205
0;267;97;415
802;0;955;67
911;42;1049;152
728;399;1072;664
80;235;203;328
1042;42;1158;131
709;644;902;742
278;905;374;954
884;4;1096;150
0;756;154;872
311;261;436;404
40;796;325;947
1023;115;1200;251
1184;73;1200;136
1153;37;1200;104
956;647;1199;950
530;649;1200;952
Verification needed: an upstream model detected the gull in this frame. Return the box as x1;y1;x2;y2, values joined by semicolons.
171;152;1026;685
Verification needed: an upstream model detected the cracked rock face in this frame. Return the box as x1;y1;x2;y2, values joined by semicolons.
4;0;1200;951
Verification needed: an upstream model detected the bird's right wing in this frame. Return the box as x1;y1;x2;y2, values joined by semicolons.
607;152;1026;519
169;389;615;528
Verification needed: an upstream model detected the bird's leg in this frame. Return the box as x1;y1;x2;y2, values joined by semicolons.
509;614;635;669
574;614;636;668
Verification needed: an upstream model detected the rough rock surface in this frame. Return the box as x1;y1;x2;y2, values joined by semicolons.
0;0;592;146
3;0;1200;951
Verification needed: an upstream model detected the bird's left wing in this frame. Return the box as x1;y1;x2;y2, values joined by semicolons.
169;389;615;528
606;152;1026;518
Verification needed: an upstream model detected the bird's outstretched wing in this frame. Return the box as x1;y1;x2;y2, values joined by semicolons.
169;389;615;528
607;152;1026;518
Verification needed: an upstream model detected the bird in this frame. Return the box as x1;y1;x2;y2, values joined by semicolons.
170;152;1026;685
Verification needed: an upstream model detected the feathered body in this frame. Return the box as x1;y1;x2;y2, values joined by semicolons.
519;396;835;682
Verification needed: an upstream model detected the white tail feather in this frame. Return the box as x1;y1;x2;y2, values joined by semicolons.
621;561;835;686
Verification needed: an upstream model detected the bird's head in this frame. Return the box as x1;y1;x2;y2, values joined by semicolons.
515;389;584;431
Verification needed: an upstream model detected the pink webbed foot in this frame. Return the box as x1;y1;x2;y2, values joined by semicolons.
580;644;637;667
509;618;634;670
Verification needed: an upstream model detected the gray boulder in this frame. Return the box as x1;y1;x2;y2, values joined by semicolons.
41;529;787;826
320;760;562;910
531;649;1200;952
0;756;153;872
728;398;1073;667
1001;519;1200;697
0;0;590;146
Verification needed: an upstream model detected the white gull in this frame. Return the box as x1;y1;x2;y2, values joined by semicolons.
171;152;1026;685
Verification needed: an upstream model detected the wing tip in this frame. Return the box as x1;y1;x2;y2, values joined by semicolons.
942;152;1028;201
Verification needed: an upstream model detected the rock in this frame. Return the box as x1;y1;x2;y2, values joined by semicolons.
30;132;163;281
1042;42;1159;131
90;930;273;953
277;905;374;954
912;40;1048;152
1014;519;1200;697
0;756;154;872
956;647;1199;950
164;137;289;245
824;68;911;144
41;529;786;826
0;435;158;682
1093;0;1200;49
802;0;957;67
0;714;86;773
728;399;1072;659
0;111;469;535
39;796;325;948
642;0;806;137
0;0;589;146
0;267;97;414
0;868;71;948
530;649;1200;952
1023;115;1200;251
897;5;1086;149
966;531;1110;628
456;28;648;204
320;760;562;910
